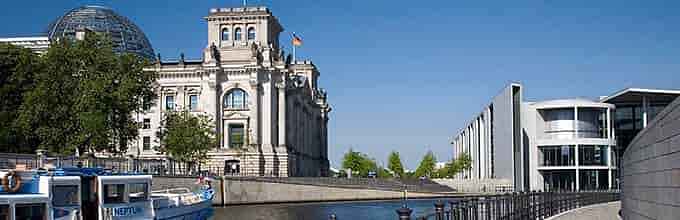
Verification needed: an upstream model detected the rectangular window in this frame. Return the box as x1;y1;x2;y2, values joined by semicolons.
104;184;125;204
229;124;245;148
143;119;151;129
579;145;608;166
15;203;46;220
52;185;79;207
190;95;199;111
165;95;175;110
0;205;8;220
142;97;152;111
128;183;148;203
539;145;575;166
143;136;151;151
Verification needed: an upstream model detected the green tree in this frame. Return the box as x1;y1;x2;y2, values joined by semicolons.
16;33;156;155
414;151;437;178
341;149;378;177
0;43;40;153
156;110;216;168
453;152;472;174
387;151;405;178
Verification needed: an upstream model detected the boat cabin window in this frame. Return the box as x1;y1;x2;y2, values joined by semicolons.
104;184;126;204
128;183;148;202
15;203;45;220
52;185;79;207
0;205;8;220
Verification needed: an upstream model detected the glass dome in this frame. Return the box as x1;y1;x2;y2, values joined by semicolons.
47;5;155;59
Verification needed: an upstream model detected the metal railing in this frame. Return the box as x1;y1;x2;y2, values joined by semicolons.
412;190;620;220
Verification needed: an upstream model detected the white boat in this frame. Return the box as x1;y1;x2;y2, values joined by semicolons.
0;168;214;220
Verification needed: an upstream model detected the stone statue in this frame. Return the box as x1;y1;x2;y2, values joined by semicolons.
210;43;221;63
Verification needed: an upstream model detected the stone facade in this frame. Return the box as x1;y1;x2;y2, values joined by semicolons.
620;97;680;220
128;7;331;177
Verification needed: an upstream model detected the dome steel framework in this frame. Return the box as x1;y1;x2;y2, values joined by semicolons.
47;5;155;59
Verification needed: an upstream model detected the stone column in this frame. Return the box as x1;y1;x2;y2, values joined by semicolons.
249;77;260;146
276;80;286;147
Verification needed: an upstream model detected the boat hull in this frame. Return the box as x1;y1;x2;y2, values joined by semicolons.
154;200;213;220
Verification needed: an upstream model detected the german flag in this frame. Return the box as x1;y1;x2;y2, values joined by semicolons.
292;33;303;47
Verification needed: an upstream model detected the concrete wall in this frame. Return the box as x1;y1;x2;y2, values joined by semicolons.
433;178;513;193
621;97;680;220
220;179;442;205
152;176;446;206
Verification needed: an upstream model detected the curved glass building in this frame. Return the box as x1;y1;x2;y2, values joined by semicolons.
47;5;155;59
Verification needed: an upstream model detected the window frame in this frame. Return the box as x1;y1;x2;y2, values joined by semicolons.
221;28;230;41
247;27;256;40
189;94;199;111
103;184;126;204
234;27;243;41
224;89;248;110
51;185;80;207
142;136;151;151
165;95;175;111
229;124;245;148
142;118;151;129
128;183;149;203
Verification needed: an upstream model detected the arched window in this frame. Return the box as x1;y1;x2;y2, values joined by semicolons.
221;28;229;41
234;28;242;41
247;27;256;40
224;88;248;109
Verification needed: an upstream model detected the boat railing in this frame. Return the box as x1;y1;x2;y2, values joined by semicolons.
151;187;192;194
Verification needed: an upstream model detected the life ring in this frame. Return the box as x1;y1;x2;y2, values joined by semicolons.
1;171;22;193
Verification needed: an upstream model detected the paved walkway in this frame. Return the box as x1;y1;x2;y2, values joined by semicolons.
547;201;621;220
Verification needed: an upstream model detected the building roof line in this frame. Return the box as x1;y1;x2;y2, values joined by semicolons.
600;88;680;103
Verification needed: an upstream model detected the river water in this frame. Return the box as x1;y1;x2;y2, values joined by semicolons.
212;198;457;220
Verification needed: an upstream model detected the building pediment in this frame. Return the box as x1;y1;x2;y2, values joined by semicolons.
223;111;250;119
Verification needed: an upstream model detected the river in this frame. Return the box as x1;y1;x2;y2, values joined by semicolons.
212;198;457;220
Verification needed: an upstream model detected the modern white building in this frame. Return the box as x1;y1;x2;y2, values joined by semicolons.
452;83;680;191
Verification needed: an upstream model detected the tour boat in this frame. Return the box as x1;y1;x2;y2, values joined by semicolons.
0;168;214;220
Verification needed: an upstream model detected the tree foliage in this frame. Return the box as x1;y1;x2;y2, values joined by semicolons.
414;151;437;178
341;149;379;177
387;151;405;178
0;43;39;153
8;33;156;155
156;110;216;163
435;152;473;178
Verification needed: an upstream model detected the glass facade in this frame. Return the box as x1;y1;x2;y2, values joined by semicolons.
542;170;576;191
579;170;609;190
579;145;608;166
47;6;155;59
539;145;575;166
542;108;575;140
577;108;608;138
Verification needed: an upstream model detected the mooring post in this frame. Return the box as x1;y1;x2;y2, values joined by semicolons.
434;200;445;220
396;206;413;220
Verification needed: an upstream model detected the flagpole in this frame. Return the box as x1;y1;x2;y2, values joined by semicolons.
292;32;297;63
292;43;296;64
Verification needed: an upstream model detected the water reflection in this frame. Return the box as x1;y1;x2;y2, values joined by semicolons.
213;199;453;220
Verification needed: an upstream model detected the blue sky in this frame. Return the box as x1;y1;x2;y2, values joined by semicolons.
2;0;679;169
